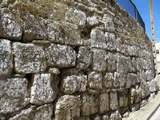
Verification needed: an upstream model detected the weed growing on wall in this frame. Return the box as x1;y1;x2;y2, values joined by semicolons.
10;0;68;20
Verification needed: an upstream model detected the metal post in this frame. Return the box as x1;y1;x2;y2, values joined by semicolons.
149;0;158;74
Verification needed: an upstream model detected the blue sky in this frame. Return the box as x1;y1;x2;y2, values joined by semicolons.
132;0;160;41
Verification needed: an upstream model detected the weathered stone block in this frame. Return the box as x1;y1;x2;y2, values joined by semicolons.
110;92;118;110
119;91;128;108
65;8;86;27
87;16;99;26
110;110;122;120
61;22;83;46
103;72;114;89
0;8;22;40
100;93;109;114
46;20;64;44
131;57;138;72
115;72;127;88
61;74;87;94
126;73;139;88
30;73;59;105
91;28;107;49
106;32;116;51
0;39;13;78
9;104;53;120
81;94;99;116
45;44;76;68
148;79;159;93
0;78;30;114
140;80;150;99
55;95;81;120
12;42;46;74
117;54;132;74
106;52;117;72
103;14;115;32
88;71;102;92
102;114;109;120
22;14;47;41
146;70;155;81
76;46;92;70
92;48;107;72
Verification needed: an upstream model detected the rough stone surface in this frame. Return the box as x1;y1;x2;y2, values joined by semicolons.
0;8;22;40
0;39;13;78
103;72;114;89
0;0;157;119
76;46;92;70
55;95;81;120
110;92;118;110
91;28;107;49
81;94;99;116
117;54;132;74
110;110;122;120
30;73;59;105
45;44;76;68
88;71;102;92
92;48;107;72
46;20;64;44
106;52;117;72
0;78;30;114
61;74;87;94
148;79;159;93
100;93;109;114
65;8;86;27
9;104;53;120
22;14;47;41
12;42;47;74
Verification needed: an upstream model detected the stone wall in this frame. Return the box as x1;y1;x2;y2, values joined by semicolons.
0;0;159;120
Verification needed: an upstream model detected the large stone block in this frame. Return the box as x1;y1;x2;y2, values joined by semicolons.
76;46;92;70
47;20;82;46
126;73;139;88
55;95;81;120
91;28;107;49
45;44;76;68
148;79;159;93
9;104;53;120
145;70;155;81
103;72;114;89
30;73;59;105
88;71;102;92
87;16;99;26
110;110;122;120
92;48;107;72
100;93;109;114
81;94;99;116
117;54;132;73
65;8;86;27
119;91;128;108
106;52;117;72
46;20;64;44
61;74;87;94
12;42;47;74
0;78;30;114
110;92;118;110
0;8;22;40
114;72;127;88
140;80;150;99
105;32;116;51
103;14;115;32
22;13;47;41
0;39;13;78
